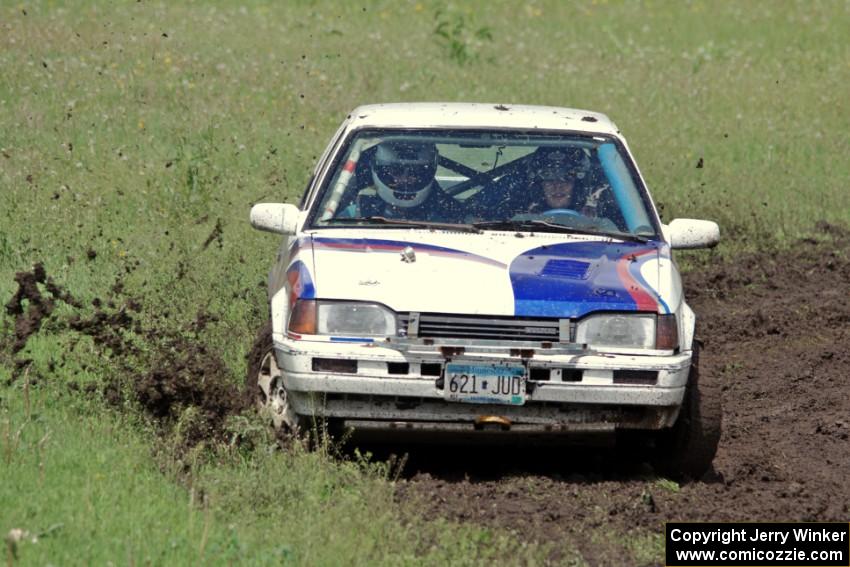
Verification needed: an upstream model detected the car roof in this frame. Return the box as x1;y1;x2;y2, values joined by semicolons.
344;103;620;136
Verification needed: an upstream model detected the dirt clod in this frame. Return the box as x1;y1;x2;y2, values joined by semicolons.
201;218;224;250
4;262;81;358
132;339;244;447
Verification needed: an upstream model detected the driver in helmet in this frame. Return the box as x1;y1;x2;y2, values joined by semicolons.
354;140;461;221
527;147;587;214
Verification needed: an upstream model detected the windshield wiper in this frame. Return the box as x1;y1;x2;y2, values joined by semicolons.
325;216;482;234
472;220;650;243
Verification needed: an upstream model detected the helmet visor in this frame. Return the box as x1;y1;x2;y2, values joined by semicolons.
374;163;435;193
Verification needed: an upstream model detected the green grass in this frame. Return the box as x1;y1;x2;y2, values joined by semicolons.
2;378;240;565
1;371;549;566
624;532;666;567
1;0;849;564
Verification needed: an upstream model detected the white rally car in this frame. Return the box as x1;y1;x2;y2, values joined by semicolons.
248;103;721;478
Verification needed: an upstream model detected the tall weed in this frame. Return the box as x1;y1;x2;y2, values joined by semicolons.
171;127;218;213
433;6;494;65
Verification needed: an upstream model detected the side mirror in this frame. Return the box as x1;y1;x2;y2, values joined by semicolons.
663;218;720;250
250;203;300;235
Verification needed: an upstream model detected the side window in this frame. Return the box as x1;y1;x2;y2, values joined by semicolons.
297;174;315;209
580;156;626;230
301;120;349;211
596;143;653;233
331;154;377;216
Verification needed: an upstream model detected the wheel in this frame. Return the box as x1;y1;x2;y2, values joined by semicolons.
654;341;722;480
246;321;303;436
246;322;343;448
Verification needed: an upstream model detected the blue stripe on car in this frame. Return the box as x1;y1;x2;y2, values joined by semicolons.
509;240;661;318
330;337;375;343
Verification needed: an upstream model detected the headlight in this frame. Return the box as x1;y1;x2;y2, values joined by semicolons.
575;314;658;350
317;301;396;337
288;300;398;337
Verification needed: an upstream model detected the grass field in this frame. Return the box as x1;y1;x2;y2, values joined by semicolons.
1;1;848;564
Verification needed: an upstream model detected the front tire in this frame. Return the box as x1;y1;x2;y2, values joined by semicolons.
655;342;722;480
246;321;303;436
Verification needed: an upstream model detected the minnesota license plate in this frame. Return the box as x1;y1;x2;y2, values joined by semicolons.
444;363;526;406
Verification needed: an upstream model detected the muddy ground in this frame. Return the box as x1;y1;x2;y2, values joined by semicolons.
4;227;848;565
394;226;850;564
3;266;245;450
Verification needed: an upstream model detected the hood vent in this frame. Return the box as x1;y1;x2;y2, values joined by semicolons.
540;259;590;279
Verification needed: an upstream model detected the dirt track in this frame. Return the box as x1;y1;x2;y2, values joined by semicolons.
5;227;848;565
396;226;850;564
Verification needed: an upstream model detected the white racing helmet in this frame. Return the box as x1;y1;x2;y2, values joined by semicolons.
372;140;438;208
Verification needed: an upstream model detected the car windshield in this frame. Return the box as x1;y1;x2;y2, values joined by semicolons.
310;129;658;238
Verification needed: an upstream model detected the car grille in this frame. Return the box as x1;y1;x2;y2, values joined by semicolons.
398;313;561;342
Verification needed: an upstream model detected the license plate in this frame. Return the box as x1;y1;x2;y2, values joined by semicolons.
444;363;526;406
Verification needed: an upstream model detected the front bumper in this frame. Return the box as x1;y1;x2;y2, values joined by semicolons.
274;334;691;435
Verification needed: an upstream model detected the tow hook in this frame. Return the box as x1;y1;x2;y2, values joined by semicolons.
474;415;512;431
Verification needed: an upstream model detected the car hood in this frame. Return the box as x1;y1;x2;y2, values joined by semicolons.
300;230;678;318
